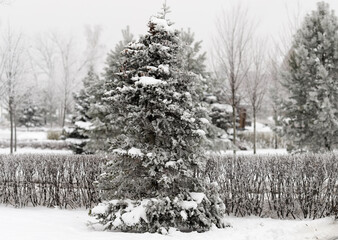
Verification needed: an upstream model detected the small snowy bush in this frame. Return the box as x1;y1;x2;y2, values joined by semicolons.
47;130;61;140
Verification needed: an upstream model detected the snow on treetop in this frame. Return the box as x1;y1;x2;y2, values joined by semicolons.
165;160;177;168
65;138;87;145
146;66;157;72
158;64;170;74
189;192;205;204
178;200;198;210
211;103;233;113
75;121;93;130
133;76;167;86
128;147;144;157
93;200;149;228
150;16;174;33
117;85;134;92
128;42;144;50
113;148;127;155
193;129;206;136
91;203;108;215
180;210;188;220
205;95;217;103
112;147;144;158
199;118;210;124
120;199;149;226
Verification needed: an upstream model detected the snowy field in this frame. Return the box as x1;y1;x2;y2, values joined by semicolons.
0;206;337;240
0;128;71;154
245;122;272;133
0;147;72;154
220;148;287;155
0;128;48;140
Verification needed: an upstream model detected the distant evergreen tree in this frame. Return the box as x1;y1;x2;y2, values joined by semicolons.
91;6;225;233
179;29;228;149
68;27;134;154
86;26;135;153
179;28;233;147
281;2;338;152
17;100;43;129
104;26;134;80
180;29;207;78
65;66;100;154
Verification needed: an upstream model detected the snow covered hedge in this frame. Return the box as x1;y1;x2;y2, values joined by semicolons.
0;154;106;208
206;154;338;219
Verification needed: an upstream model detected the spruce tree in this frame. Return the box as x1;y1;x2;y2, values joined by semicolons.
69;27;134;154
180;29;207;78
86;26;135;152
91;7;225;233
104;26;134;80
17;103;43;129
66;66;100;154
281;2;338;152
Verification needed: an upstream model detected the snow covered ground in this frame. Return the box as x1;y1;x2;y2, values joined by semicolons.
245;122;272;133
220;148;287;155
0;128;70;154
0;128;48;140
0;148;72;154
0;205;337;240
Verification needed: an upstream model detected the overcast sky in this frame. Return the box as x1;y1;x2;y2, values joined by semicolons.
1;0;338;59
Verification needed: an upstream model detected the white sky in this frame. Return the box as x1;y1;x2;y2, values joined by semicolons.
1;0;338;58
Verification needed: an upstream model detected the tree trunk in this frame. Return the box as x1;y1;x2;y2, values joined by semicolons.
9;103;13;154
232;105;237;155
44;111;47;125
273;110;278;149
324;137;331;152
62;103;66;128
253;109;256;154
274;132;278;149
62;92;67;127
14;112;17;152
50;111;53;128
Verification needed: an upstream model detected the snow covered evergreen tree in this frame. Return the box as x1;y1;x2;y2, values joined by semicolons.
104;26;134;80
17;102;43;129
85;26;135;153
67;27;134;154
179;28;225;149
180;29;207;78
65;66;99;154
91;6;225;233
281;2;338;152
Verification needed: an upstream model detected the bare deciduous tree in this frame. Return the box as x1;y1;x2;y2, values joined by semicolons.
51;34;77;127
275;1;303;59
30;26;104;128
0;28;27;154
83;24;105;71
53;27;104;127
268;45;286;149
245;39;268;154
213;4;255;154
30;34;58;127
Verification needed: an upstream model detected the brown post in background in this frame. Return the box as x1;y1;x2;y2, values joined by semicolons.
239;107;247;129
